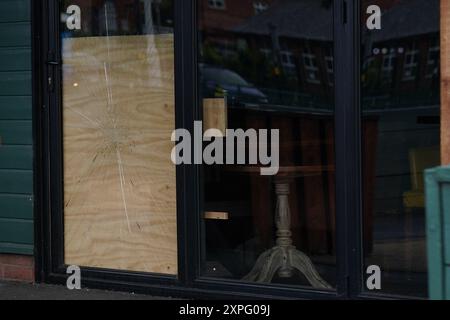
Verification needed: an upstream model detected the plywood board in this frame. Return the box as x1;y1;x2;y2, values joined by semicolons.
203;98;227;136
62;34;177;274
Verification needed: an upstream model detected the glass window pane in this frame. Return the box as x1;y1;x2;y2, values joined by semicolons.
198;0;336;289
361;0;440;297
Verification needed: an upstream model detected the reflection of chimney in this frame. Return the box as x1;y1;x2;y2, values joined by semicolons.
363;28;374;59
269;22;281;68
142;0;162;34
141;0;163;86
142;0;155;34
154;0;162;28
103;0;118;33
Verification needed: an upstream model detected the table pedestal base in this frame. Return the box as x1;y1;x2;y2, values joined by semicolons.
243;245;331;288
243;180;331;289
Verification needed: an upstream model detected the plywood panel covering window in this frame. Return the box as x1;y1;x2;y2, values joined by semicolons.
62;34;177;274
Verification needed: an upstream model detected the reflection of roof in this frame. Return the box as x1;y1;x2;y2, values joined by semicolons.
233;0;333;41
371;0;439;42
233;0;439;42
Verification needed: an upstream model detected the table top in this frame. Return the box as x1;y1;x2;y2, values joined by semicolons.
226;165;335;178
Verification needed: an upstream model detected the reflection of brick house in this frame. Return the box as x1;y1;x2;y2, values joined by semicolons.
200;0;440;108
362;0;440;107
362;0;402;10
200;0;335;103
65;0;173;35
198;0;277;69
199;0;275;31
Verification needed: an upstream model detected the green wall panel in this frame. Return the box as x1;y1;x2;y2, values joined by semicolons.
0;22;30;47
0;194;33;220
0;47;31;71
0;169;32;194
0;0;33;255
0;242;33;255
426;167;450;300
0;0;30;23
444;184;450;265
0;96;32;120
0;145;32;169
0;71;31;95
0;120;32;145
0;218;33;244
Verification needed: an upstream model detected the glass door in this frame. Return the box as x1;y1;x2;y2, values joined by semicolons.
58;0;177;274
196;0;337;290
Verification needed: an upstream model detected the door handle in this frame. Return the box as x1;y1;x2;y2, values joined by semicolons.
46;59;60;92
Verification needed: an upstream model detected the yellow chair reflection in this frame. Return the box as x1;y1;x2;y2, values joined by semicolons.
403;146;440;211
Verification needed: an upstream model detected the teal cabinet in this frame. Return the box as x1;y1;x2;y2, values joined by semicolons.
426;166;450;300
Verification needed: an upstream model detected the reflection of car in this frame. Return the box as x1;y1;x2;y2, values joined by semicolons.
200;65;268;106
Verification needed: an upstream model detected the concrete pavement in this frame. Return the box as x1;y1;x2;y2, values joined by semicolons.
0;281;169;300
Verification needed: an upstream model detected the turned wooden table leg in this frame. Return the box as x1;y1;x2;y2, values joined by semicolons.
243;178;331;289
274;181;294;278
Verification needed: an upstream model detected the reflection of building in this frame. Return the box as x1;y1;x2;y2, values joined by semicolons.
362;0;440;109
199;0;441;298
64;0;173;35
0;0;447;300
199;0;275;31
199;0;334;109
199;0;439;110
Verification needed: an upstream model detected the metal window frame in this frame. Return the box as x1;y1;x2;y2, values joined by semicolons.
32;0;419;300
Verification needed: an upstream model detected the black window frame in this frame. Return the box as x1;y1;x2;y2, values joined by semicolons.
32;0;419;300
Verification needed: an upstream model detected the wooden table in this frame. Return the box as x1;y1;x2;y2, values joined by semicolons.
228;165;334;288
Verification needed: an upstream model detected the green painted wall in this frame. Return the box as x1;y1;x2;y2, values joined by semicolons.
0;0;33;255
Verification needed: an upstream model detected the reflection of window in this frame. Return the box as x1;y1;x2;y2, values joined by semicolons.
260;48;271;60
382;51;396;83
426;39;440;78
208;0;225;10
280;50;296;76
303;47;320;84
325;48;334;86
402;43;419;81
253;1;269;14
214;41;236;58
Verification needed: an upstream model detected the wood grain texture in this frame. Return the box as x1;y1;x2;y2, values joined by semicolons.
203;98;227;136
63;35;177;274
442;0;450;165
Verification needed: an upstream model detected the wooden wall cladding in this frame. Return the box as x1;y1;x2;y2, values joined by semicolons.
442;0;450;165
62;35;177;274
0;0;33;256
